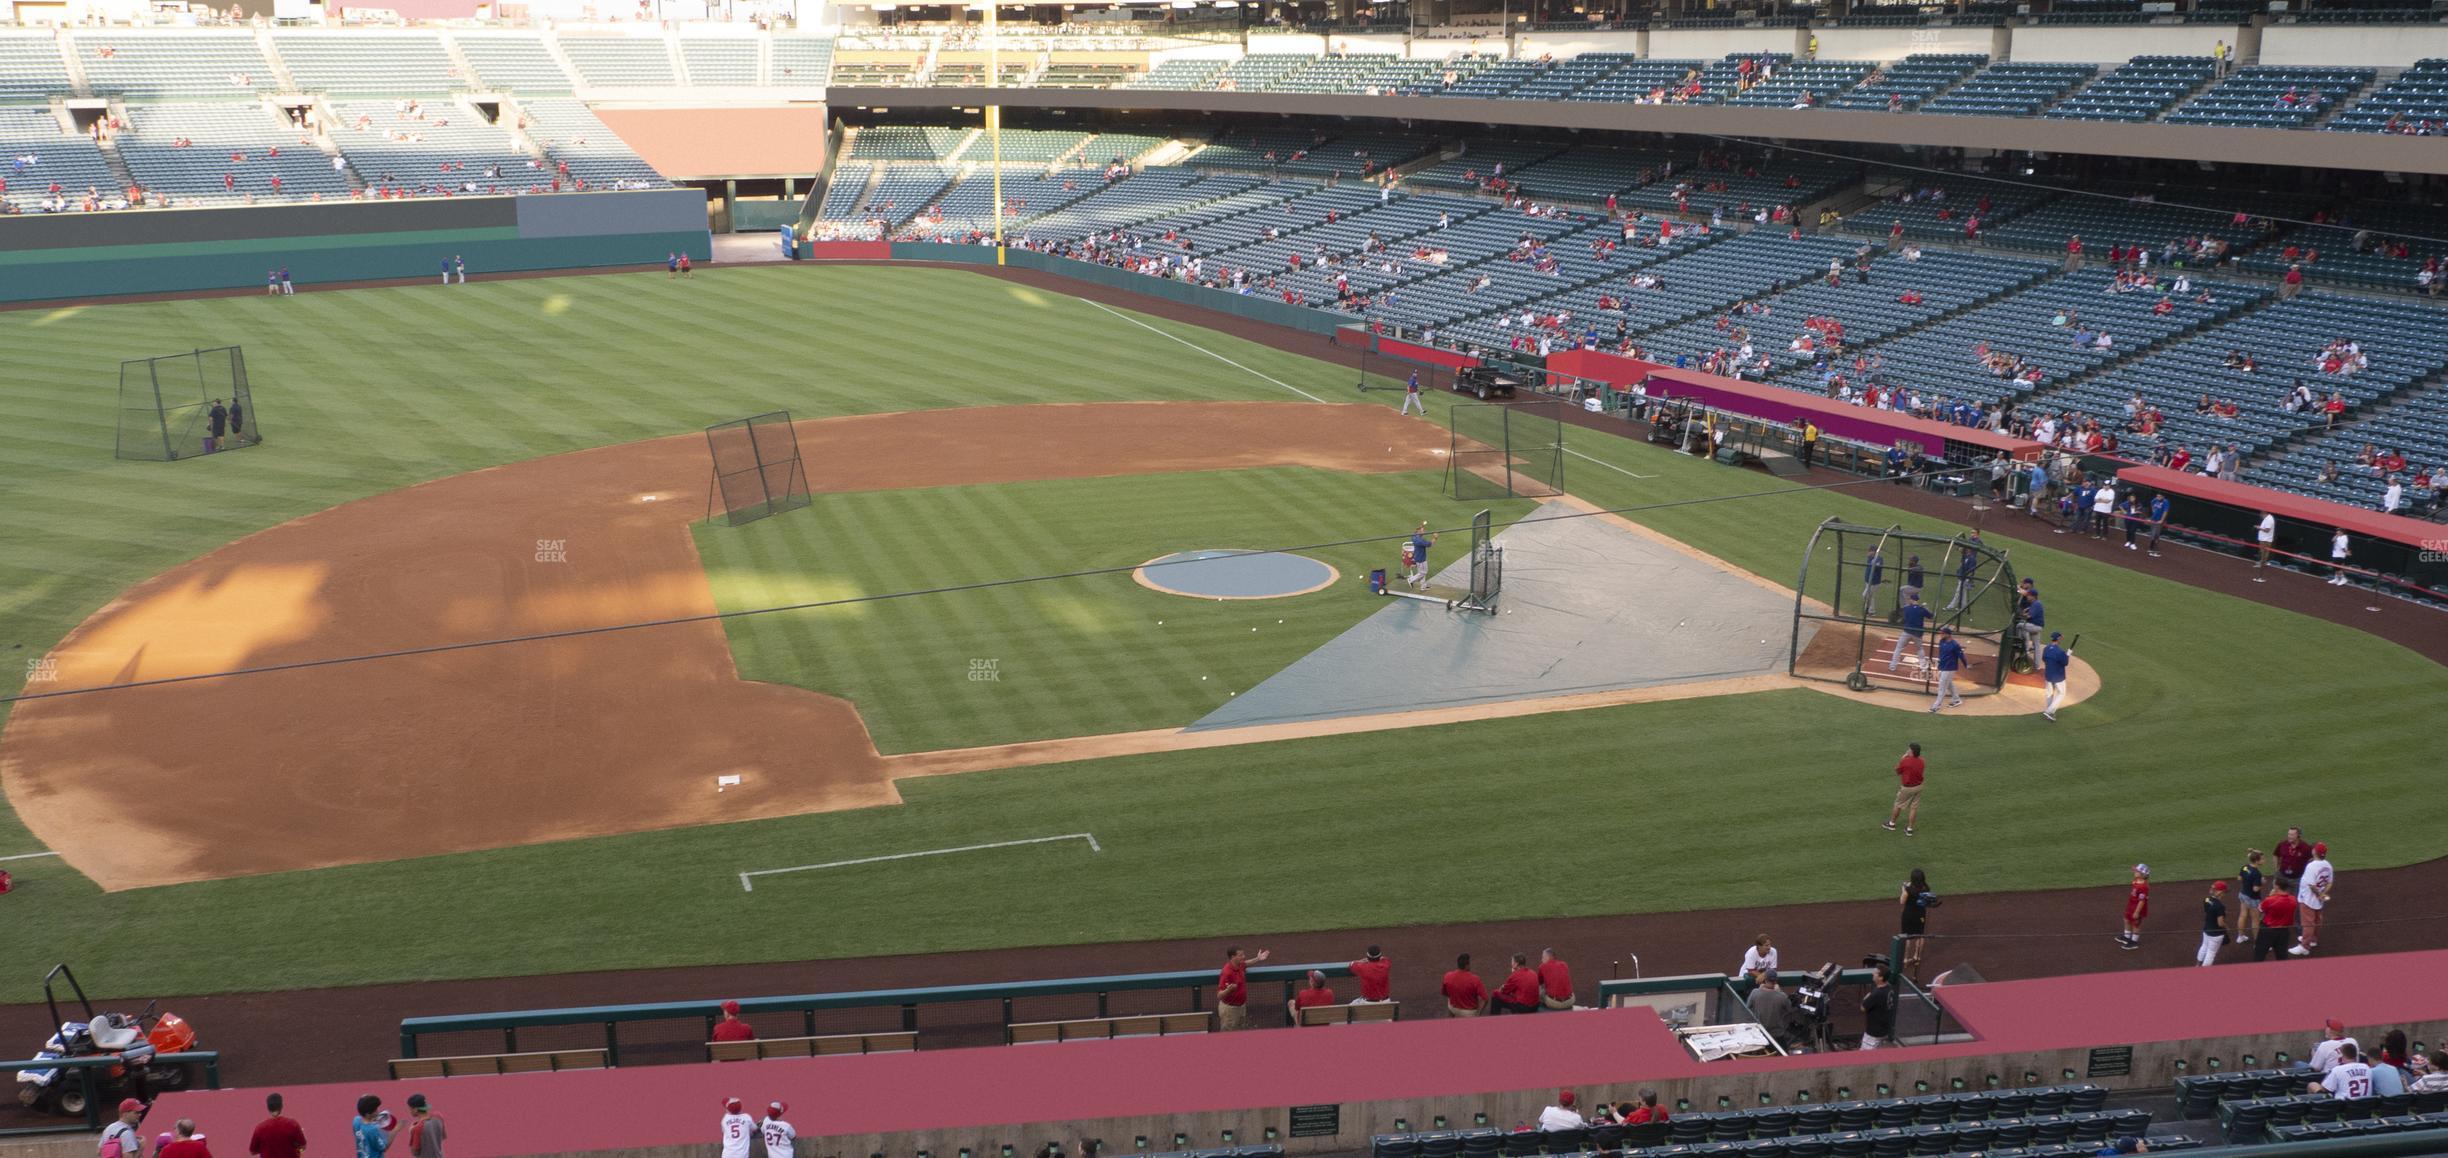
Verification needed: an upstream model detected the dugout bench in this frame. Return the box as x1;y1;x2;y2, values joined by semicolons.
399;962;1360;1065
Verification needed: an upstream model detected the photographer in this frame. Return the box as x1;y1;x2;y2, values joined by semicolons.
1859;963;1897;1050
1747;971;1803;1052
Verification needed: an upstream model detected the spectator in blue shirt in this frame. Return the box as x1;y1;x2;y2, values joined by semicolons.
1928;626;1966;713
2026;461;2051;519
1885;445;1911;485
2146;493;2171;557
353;1095;398;1158
2067;481;2096;535
2041;632;2073;721
1889;593;1932;674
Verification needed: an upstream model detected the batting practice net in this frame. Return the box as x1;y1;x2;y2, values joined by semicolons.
1448;401;1564;501
1462;508;1503;613
703;411;812;526
116;346;259;461
1790;518;2018;696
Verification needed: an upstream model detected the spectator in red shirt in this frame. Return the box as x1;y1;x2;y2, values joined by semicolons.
1537;949;1575;1011
1885;743;1926;835
1288;971;1337;1025
1441;954;1487;1017
1625;1089;1670;1124
1216;945;1270;1030
248;1094;305;1158
160;1120;211;1158
1349;946;1392;1004
2276;828;2315;881
2256;887;2300;961
710;1000;755;1043
1493;954;1541;1015
2117;864;2151;950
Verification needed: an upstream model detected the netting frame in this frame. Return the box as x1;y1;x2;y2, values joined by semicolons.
1445;400;1565;500
115;346;260;462
1789;518;2018;697
1461;508;1503;613
702;411;812;527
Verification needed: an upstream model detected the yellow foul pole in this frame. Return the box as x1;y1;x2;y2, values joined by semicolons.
988;0;1004;265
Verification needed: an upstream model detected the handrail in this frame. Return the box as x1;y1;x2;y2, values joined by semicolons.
399;961;1358;1064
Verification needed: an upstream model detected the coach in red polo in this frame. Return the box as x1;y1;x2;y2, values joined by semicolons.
1349;946;1393;1004
711;1000;755;1043
1537;948;1575;1011
1493;954;1541;1015
1216;946;1270;1030
1441;954;1487;1017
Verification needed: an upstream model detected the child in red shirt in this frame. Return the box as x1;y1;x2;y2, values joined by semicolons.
2118;864;2151;950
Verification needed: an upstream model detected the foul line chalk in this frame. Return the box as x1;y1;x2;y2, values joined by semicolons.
740;833;1101;892
1077;298;1327;403
0;851;61;863
1566;446;1658;480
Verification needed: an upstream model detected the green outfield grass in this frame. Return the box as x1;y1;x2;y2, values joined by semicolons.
0;264;2441;1003
696;468;1533;752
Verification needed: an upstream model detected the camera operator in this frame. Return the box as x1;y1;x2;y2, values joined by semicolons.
1858;963;1898;1050
1747;971;1803;1052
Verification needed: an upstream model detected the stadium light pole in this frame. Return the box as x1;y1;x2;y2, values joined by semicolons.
988;0;1004;265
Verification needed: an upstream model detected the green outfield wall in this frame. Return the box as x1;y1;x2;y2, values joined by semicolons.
0;190;710;304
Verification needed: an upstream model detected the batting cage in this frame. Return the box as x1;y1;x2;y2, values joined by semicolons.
703;411;812;526
1447;400;1565;501
1790;518;2019;696
116;346;259;461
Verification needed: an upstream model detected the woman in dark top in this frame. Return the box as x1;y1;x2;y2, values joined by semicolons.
1899;868;1935;977
2236;849;2266;945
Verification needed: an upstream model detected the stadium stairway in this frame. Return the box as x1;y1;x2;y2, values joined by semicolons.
438;35;482;93
253;26;299;94
54;29;92;97
92;107;142;196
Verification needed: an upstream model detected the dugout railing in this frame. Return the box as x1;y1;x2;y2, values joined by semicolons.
397;961;1361;1064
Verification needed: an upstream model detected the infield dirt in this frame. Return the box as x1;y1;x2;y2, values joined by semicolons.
0;402;1446;890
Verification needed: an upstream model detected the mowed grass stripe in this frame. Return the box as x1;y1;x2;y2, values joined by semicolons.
696;467;1519;751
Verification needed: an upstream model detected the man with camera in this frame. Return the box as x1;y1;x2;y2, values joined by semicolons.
1747;971;1803;1052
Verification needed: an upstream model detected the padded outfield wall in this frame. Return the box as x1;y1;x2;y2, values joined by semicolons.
0;189;710;304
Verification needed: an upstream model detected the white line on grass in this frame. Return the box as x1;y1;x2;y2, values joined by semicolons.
739;833;1101;892
1077;298;1327;403
0;850;60;863
1565;446;1658;480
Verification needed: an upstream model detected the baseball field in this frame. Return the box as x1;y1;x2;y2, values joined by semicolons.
1;262;2442;1006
